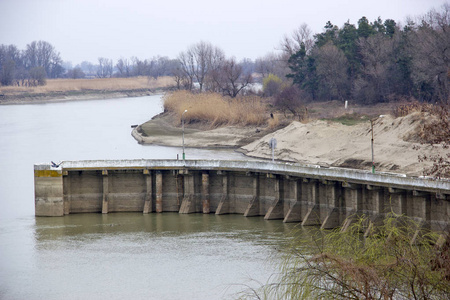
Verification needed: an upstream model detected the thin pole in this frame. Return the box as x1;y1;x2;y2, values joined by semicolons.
371;119;375;174
182;110;187;160
272;144;274;162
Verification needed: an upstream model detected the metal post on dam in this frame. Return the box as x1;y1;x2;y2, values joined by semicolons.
35;159;450;234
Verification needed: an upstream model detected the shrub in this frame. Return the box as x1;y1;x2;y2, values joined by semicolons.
274;86;306;120
262;74;282;97
243;213;450;299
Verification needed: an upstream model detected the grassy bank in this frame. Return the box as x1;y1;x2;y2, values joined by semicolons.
163;91;268;127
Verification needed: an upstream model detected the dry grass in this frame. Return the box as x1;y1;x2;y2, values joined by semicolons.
0;76;175;95
163;90;268;127
393;101;438;117
267;114;280;129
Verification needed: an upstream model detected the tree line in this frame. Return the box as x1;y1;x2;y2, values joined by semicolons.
1;4;448;104
281;4;449;104
0;40;63;86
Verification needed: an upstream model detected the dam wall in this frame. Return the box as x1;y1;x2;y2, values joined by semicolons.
35;160;450;231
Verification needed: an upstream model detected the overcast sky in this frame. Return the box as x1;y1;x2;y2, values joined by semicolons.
0;0;446;66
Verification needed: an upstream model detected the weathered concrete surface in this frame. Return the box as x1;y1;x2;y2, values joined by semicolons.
35;160;450;232
35;169;64;216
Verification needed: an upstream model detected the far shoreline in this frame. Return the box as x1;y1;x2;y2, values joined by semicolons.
0;76;175;105
0;89;167;106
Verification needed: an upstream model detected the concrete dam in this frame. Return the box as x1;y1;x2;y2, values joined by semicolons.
34;160;450;231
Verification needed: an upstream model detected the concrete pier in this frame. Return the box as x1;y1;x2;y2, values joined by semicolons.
35;159;450;231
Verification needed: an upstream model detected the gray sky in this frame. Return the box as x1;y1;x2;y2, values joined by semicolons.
0;0;446;65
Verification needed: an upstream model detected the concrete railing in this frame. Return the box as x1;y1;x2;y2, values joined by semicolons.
37;159;450;192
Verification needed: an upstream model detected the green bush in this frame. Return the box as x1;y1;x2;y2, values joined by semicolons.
262;74;282;97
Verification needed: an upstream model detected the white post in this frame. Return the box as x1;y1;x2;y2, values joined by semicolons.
269;138;277;162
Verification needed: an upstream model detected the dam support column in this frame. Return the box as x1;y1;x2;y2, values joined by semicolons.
179;173;195;214
302;179;321;226
410;190;431;244
388;188;407;215
215;171;229;215
265;175;284;220
321;181;343;229
364;185;385;236
101;170;109;214
202;172;210;214
143;169;152;214
63;170;71;215
341;182;362;231
155;171;163;213
244;174;260;217
284;179;302;223
430;193;449;232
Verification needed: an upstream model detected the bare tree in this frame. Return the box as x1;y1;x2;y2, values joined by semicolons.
410;3;450;103
24;41;62;78
190;41;211;92
274;85;305;119
315;42;350;100
116;58;131;77
97;57;113;78
255;52;289;80
211;57;253;98
354;34;396;103
178;41;225;92
0;44;21;86
177;51;195;90
280;23;314;56
28;66;46;86
130;57;150;76
67;67;85;79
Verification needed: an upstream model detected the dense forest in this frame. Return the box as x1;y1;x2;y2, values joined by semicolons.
0;4;448;104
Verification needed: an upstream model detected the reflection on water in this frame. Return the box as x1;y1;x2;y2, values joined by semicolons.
28;213;298;300
34;213;295;239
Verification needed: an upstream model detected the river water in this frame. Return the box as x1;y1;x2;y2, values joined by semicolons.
0;95;298;299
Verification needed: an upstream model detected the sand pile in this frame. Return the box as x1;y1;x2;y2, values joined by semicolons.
240;113;446;176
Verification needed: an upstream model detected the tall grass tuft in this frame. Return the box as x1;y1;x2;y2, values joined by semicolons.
163;91;267;127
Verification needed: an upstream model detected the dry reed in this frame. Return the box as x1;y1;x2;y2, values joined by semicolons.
163;90;268;127
0;76;175;94
267;113;280;129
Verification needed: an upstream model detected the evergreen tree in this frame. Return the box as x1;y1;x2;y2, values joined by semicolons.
357;16;375;38
336;21;360;78
314;21;338;48
384;19;397;37
286;43;318;100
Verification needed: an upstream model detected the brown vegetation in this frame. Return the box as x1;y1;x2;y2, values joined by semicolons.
163;90;268;127
0;76;175;96
246;214;450;299
392;102;449;178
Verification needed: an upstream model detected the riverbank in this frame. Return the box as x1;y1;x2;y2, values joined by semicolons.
0;76;175;105
132;111;274;148
134;109;447;177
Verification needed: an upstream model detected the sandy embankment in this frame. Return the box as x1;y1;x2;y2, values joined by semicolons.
134;112;447;177
132;113;270;148
241;113;447;176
